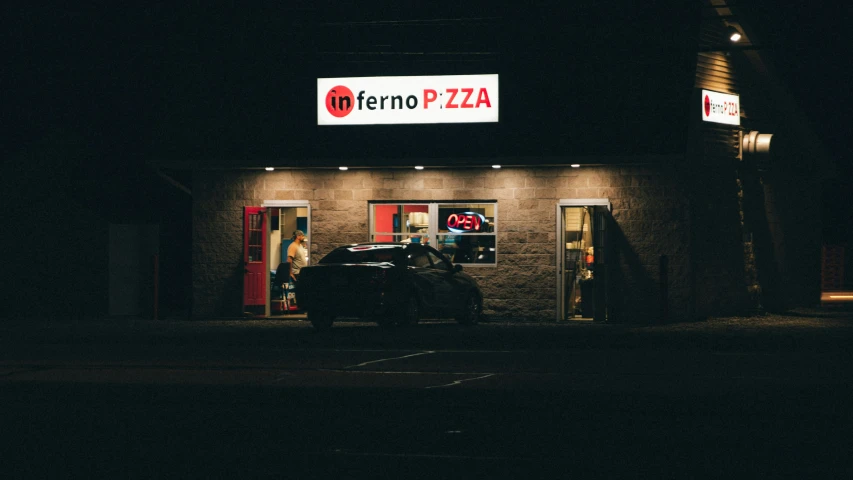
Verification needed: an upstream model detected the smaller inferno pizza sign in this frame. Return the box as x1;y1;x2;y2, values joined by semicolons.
701;89;740;126
318;74;499;125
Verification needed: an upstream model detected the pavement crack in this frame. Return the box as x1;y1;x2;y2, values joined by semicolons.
425;373;496;389
344;351;435;369
0;365;52;378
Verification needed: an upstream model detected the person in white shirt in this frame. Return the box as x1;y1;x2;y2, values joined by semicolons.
287;230;307;282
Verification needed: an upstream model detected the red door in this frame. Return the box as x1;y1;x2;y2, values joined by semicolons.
243;207;267;309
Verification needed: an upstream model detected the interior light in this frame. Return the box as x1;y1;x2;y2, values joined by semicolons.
492;165;501;169
726;26;742;42
339;166;348;171
415;166;424;170
265;167;275;171
570;164;580;168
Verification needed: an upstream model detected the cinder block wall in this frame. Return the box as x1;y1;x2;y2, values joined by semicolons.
192;165;692;322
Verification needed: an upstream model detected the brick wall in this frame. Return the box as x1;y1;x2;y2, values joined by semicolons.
192;165;693;322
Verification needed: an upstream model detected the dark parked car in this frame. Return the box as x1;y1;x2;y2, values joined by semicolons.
295;242;483;330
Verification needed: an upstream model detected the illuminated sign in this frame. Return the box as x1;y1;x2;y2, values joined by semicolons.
317;74;499;125
701;89;740;125
446;212;486;233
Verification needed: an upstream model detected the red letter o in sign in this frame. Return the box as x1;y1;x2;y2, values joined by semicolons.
447;213;459;228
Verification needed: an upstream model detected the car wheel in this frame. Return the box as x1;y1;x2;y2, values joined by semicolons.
308;310;335;331
396;296;420;327
456;294;481;325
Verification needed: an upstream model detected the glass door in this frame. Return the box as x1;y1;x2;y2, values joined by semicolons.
558;201;609;322
561;206;594;320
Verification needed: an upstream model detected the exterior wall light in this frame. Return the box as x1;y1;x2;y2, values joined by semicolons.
570;164;580;168
265;167;275;171
726;26;742;42
415;166;424;170
339;166;348;171
492;165;501;169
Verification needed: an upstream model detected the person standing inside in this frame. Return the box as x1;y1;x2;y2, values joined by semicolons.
287;230;307;283
298;233;309;268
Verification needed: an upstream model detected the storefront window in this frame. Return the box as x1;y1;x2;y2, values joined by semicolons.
435;203;496;265
370;203;430;244
369;202;497;265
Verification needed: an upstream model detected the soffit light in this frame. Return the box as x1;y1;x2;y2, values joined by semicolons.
414;166;424;170
570;164;580;168
339;166;348;171
265;167;275;171
492;165;501;169
726;25;742;42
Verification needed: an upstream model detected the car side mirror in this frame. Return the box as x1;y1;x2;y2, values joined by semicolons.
453;264;463;273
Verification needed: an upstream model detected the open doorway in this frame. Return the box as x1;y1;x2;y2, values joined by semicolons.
557;200;609;322
268;206;309;316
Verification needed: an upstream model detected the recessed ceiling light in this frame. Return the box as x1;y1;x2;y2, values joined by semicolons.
570;164;580;168
492;165;501;169
414;166;424;170
339;166;348;171
265;167;275;171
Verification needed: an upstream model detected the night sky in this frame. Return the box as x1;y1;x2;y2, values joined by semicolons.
745;2;853;242
6;2;852;236
743;2;852;163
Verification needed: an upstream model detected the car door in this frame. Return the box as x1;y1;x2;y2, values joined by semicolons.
425;247;463;315
406;246;444;316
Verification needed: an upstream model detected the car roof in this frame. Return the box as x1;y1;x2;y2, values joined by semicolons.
340;242;417;248
336;242;437;254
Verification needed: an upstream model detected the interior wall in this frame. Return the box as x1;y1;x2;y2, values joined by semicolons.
282;208;298;239
375;204;397;241
270;208;282;270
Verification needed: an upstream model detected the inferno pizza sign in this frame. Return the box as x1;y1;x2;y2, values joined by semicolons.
701;89;740;125
318;74;499;125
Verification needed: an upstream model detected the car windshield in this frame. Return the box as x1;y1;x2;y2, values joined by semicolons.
319;245;404;264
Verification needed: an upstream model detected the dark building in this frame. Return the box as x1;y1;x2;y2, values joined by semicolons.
144;1;829;322
7;2;831;322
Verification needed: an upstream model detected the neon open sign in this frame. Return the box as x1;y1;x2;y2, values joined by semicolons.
446;212;486;233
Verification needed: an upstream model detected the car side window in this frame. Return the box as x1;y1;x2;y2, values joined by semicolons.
426;251;449;271
409;251;431;268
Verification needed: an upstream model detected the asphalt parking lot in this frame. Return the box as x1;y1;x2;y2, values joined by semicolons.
3;307;852;352
3;307;853;478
